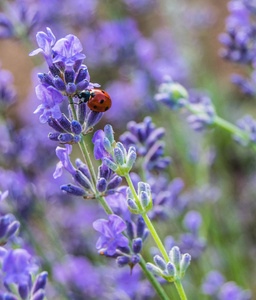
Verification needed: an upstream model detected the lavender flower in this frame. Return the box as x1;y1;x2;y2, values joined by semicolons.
0;214;20;245
202;271;251;300
201;271;225;296
120;117;171;172
0;0;39;39
147;246;191;282
234;115;256;146
93;214;129;256
34;84;63;123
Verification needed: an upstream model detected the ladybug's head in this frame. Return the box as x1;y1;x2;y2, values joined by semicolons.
78;90;91;103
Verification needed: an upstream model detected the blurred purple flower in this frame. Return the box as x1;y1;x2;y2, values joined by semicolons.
202;271;225;296
219;282;251;300
0;248;38;286
93;214;129;255
183;211;202;234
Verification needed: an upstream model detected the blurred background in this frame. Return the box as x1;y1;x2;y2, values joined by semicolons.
0;0;256;299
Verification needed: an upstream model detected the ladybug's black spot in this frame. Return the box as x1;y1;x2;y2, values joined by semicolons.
94;105;97;109
102;91;105;94
105;107;109;111
100;99;104;104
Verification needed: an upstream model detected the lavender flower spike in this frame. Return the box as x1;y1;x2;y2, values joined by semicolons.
147;246;191;282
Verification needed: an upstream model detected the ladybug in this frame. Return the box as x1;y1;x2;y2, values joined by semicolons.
78;89;112;112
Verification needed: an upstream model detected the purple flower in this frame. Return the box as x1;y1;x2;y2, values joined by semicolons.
226;1;250;28
183;211;202;234
92;130;110;160
105;186;131;221
234;115;256;145
201;271;225;296
219;282;251;300
93;214;129;255
52;34;85;68
1;248;38;286
53;144;76;178
53;256;102;298
120;116;171;172
34;84;63;123
29;27;56;67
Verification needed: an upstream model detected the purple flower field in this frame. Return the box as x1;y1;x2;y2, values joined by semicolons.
0;0;256;299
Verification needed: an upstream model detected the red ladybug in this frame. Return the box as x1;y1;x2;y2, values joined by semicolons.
88;89;112;112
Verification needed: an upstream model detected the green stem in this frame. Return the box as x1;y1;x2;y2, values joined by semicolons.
125;173;188;300
139;256;170;300
174;280;187;300
142;214;169;262
78;136;98;187
68;96;78;122
186;103;256;152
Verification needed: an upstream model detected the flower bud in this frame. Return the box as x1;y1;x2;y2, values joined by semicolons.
97;178;107;193
48;132;60;141
127;199;139;212
74;170;92;190
47;117;65;132
107;175;122;190
154;255;166;271
166;262;176;277
38;73;53;86
103;158;118;172
66;83;76;94
57;114;71;132
114;147;125;166
180;253;191;277
136;216;145;238
75;68;87;84
76;79;89;92
58;133;73;143
77;102;87;125
169;246;181;271
71;120;82;135
65;70;75;83
31;272;48;295
146;263;162;277
53;75;66;91
140;191;150;208
132;238;142;254
126;221;134;240
85;111;103;132
131;254;140;264
60;184;86;196
104;124;114;144
117;256;130;267
126;150;136;170
103;137;112;153
30;289;45;300
18;283;29;300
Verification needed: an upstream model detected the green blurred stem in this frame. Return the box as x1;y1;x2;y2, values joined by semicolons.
186;103;256;152
140;256;170;300
68;98;170;300
124;173;188;300
174;280;187;300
